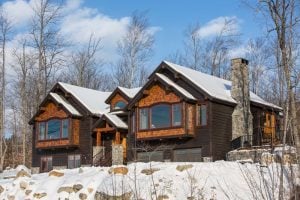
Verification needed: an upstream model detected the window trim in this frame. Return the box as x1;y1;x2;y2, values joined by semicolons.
37;118;70;141
138;102;183;131
196;103;208;127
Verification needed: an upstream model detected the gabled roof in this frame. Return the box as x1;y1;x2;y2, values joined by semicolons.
103;113;128;129
49;93;82;117
57;82;111;116
155;73;196;100
158;61;282;110
105;86;141;104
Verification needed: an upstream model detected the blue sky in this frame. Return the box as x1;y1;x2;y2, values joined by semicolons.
81;0;262;67
0;0;263;71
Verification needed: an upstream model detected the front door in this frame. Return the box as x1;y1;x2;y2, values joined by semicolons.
102;133;113;166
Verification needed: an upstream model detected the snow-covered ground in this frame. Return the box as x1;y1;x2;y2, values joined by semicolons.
0;161;298;200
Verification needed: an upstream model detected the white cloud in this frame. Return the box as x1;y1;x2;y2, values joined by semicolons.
197;16;240;38
228;45;247;58
2;0;34;26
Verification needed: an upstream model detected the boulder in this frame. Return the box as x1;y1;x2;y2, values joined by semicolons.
20;180;28;190
94;191;132;200
25;190;32;195
33;192;47;199
176;164;193;172
48;170;64;177
57;186;74;193
158;194;169;200
141;168;160;175
87;188;93;193
109;166;128;175
79;193;88;200
73;184;83;192
0;185;4;194
15;169;31;178
7;195;15;200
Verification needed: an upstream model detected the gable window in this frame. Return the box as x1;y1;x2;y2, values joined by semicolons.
114;101;126;110
197;104;207;126
139;103;182;130
151;104;171;128
139;108;149;130
41;156;52;172
68;154;81;169
38;119;70;140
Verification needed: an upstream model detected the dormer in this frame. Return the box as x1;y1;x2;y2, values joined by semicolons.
105;86;141;112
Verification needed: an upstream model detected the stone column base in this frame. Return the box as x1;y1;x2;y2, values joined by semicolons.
112;145;123;165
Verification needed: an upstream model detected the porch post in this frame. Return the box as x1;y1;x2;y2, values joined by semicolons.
115;131;120;144
96;131;102;146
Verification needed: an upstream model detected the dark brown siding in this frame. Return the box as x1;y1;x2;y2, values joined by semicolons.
210;102;233;160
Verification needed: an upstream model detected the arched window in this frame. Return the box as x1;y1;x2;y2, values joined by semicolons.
114;101;126;109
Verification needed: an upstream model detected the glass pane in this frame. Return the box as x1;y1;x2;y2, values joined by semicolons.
62;119;69;138
114;101;126;109
75;155;81;168
39;122;46;140
47;119;61;139
139;108;148;130
41;158;47;171
172;104;182;126
201;105;207;126
68;155;74;169
151;104;171;128
47;157;53;171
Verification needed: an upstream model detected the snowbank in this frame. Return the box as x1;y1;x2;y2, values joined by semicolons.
0;161;298;200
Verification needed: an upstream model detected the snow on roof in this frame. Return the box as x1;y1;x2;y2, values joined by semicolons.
50;93;82;116
163;61;282;110
104;113;128;129
58;82;111;115
118;86;141;99
155;73;196;100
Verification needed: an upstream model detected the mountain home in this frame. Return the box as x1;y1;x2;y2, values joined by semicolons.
30;58;282;172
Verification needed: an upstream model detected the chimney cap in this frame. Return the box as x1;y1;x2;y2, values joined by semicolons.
231;58;249;65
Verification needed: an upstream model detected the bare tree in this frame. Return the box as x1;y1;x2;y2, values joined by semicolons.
183;22;202;71
62;34;112;90
245;37;271;95
11;38;36;166
113;11;154;88
30;0;65;107
0;8;12;171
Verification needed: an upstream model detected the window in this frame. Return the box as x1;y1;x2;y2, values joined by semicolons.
68;154;81;169
197;104;207;126
41;156;52;172
139;108;149;130
39;122;46;140
114;101;126;109
47;119;61;139
151;104;171;128
38;118;70;140
172;104;182;126
138;103;182;130
62;119;69;138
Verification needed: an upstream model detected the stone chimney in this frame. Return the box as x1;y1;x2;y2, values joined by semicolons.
231;58;253;141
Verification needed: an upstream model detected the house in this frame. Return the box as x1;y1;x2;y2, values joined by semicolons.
29;82;111;172
125;58;282;162
30;58;282;172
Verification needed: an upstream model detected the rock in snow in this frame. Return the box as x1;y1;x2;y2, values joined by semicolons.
0;161;298;200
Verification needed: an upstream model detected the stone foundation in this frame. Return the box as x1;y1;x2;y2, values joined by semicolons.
93;146;105;165
112;145;123;165
31;167;40;174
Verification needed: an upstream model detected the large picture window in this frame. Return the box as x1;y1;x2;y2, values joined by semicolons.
139;103;182;130
197;104;207;126
114;101;126;109
151;104;171;128
38;119;70;140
